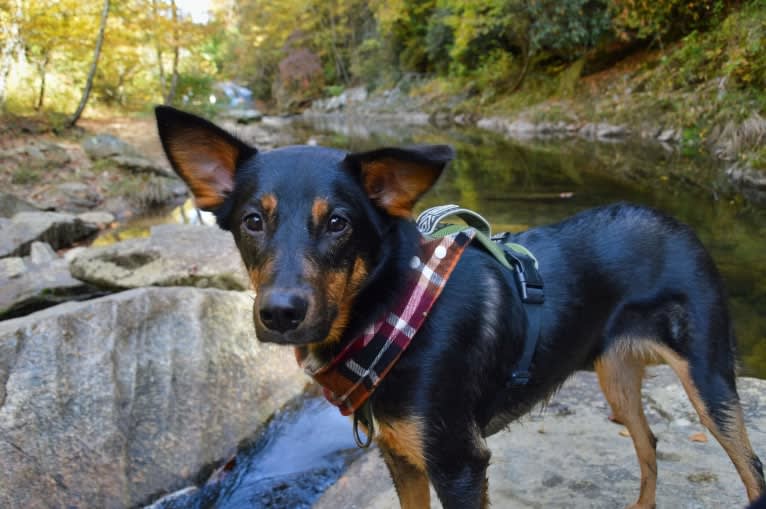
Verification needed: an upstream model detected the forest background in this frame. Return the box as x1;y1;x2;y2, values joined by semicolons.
1;0;765;166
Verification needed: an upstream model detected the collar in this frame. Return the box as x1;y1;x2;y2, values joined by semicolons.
295;229;476;416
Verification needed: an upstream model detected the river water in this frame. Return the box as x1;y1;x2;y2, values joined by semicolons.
290;115;766;379
148;114;765;509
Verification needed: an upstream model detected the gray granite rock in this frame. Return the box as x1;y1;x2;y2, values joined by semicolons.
0;242;97;319
0;211;99;258
0;192;38;218
69;223;249;291
0;287;306;509
0;141;70;169
110;155;178;179
81;133;139;160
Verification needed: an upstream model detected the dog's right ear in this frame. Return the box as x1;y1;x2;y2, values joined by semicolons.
155;106;256;211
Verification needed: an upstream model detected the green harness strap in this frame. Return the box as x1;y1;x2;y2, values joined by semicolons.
417;204;544;386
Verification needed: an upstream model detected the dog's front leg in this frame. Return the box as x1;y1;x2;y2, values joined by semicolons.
426;425;491;509
379;445;430;509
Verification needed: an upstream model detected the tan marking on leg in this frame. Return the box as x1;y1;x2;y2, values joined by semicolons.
311;197;329;228
652;344;765;502
595;346;657;509
260;193;277;216
379;441;430;509
377;417;427;471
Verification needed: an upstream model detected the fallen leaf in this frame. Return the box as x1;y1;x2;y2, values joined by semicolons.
690;432;708;443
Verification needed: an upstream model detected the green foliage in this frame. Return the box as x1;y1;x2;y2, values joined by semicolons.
611;0;728;42
649;2;766;93
528;0;612;57
1;0;764;119
11;168;41;185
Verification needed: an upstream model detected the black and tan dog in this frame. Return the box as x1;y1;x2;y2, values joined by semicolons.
155;105;764;509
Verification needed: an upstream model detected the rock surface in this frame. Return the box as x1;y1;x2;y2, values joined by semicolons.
0;287;307;509
0;192;38;218
81;133;140;160
0;211;99;257
315;366;766;508
69;223;249;291
218;108;263;124
0;242;100;319
110;155;178;179
0;141;71;169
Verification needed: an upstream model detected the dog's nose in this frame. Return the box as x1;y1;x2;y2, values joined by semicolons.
258;291;309;332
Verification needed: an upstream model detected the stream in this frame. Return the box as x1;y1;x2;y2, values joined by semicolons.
146;114;766;508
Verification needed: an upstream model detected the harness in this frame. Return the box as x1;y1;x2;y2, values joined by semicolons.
418;204;544;386
296;204;545;448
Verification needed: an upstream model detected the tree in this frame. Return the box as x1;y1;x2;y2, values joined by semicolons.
69;0;110;126
0;0;23;108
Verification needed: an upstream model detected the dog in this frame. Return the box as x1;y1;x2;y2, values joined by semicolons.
155;105;765;509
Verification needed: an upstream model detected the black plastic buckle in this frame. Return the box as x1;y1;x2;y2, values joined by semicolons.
509;370;531;385
507;256;545;304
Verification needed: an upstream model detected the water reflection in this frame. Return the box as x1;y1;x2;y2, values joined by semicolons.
288;118;766;378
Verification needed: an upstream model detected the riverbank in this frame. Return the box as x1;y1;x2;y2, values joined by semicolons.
305;3;766;205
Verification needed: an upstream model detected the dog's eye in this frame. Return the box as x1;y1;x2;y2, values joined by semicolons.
243;213;264;232
327;214;348;233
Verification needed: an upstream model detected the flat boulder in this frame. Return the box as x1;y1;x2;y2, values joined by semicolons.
0;141;71;169
316;366;766;508
0;241;100;319
81;133;140;160
69;223;249;291
0;211;99;258
0;192;39;218
0;287;307;508
110;155;178;179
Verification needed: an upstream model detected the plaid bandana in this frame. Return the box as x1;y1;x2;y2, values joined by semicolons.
295;230;476;416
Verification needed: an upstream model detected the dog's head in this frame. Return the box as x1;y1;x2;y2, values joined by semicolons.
155;106;453;346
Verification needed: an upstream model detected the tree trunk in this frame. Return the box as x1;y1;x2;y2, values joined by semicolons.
509;31;530;94
36;54;49;111
152;0;167;98
69;0;110;127
0;0;23;109
164;0;179;105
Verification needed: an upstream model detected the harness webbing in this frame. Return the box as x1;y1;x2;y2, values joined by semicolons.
416;204;545;387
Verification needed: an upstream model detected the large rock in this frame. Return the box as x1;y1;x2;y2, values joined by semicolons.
0;211;99;258
315;366;766;508
218;108;263;124
69;224;249;291
0;242;100;319
0;141;71;169
81;134;139;160
110;155;177;179
0;191;38;218
0;287;307;509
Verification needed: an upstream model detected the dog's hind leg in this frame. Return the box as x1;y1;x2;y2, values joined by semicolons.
654;344;766;502
595;344;658;509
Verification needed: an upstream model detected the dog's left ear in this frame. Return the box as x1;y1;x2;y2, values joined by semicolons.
345;145;455;218
155;105;256;211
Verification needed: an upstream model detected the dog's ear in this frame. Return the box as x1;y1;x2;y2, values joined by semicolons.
155;105;256;211
345;145;454;218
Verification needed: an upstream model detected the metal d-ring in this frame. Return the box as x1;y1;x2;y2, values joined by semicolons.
353;405;374;448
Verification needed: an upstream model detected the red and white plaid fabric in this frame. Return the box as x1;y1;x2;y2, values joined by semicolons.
295;230;475;416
